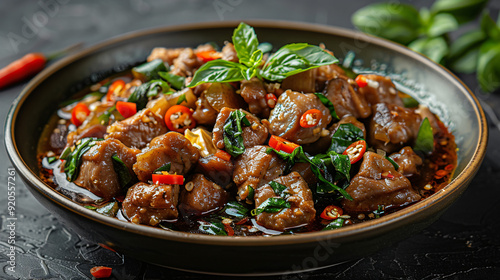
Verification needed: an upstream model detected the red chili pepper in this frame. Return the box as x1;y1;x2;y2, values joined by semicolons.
381;171;395;179
71;103;91;127
116;101;137;119
164;105;196;133
235;217;249;225
223;223;235;236
196;50;222;62
320;205;343;220
342;140;367;164
215;149;231;161
152;173;184;185
355;75;368;88
90;266;112;278
98;243;117;253
269;135;299;154
299;109;322;128
266;93;277;108
0;43;82;90
0;53;46;89
106;79;126;103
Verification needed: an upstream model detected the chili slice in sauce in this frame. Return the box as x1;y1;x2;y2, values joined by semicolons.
355;75;368;88
164;105;196;133
320;205;343;220
116;101;137;119
196;50;222;62
299;109;322;128
106;79;125;103
152;173;184;185
269;135;299;154
342;140;367;164
90;266;112;278
215;149;231;161
70;103;90;127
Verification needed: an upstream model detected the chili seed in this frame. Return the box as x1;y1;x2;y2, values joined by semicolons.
357;214;365;220
424;184;433;190
185;181;194;192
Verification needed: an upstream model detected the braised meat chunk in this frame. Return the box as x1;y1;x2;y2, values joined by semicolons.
212;107;268;150
195;154;234;187
389;146;423;178
342;152;421;213
106;109;167;149
180;174;228;215
171;48;202;77
240;78;270;119
323;78;371;119
268;90;332;144
358;74;404;106
133;132;200;182
367;103;422;154
123;182;180;226
192;93;218;126
254;172;316;231
74;139;140;200
233;146;286;200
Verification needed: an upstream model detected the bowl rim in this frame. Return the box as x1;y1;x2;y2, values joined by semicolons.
4;20;489;246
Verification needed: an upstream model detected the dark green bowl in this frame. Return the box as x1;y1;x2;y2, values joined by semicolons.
4;21;488;275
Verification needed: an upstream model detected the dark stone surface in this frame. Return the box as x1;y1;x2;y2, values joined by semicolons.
1;0;499;279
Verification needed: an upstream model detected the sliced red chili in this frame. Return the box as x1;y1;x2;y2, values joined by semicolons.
116;101;137;119
299;109;322;128
342;140;367;164
215;149;231;161
269;135;299;154
320;205;343;220
381;171;395;179
164;105;196;133
70;103;90;127
223;223;235;236
196;50;222;62
90;266;112;278
152;173;184;185
355;75;368;88
106;79;125;102
265;93;277;108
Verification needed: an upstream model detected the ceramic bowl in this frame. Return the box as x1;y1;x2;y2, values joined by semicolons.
4;21;488;275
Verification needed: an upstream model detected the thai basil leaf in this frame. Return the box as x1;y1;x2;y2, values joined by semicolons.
386;156;400;170
480;11;500;41
413;117;434;154
258;42;273;53
329;152;351;181
243;49;263;80
154;163;171;174
232;22;259;67
352;3;421;45
402;96;420;108
223;109;250;157
128;80;170;110
224;201;249;218
431;0;488;24
61;137;101;182
199;221;227;236
111;153;133;189
47;156;58;164
328;123;365;154
261;43;338;81
408;36;449;63
98;106;116;125
269;181;290;198
247;185;255;200
322;218;345;231
313;92;339;120
84;205;97;210
251;197;291;216
477;41;500;92
96;202;119;217
132;59;168;82
188;60;246;87
426;13;459;37
449;29;487;62
158;71;186;90
176;93;187;105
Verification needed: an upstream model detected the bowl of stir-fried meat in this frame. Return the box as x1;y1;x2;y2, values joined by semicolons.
5;21;488;274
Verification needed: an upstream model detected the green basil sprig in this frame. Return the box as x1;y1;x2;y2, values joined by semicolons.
198;221;227;236
328;123;365;154
188;22;337;87
127;79;170;110
266;146;352;199
413;117;434;154
251;197;291;216
111;153;134;189
132;59;168;82
60;137;101;182
158;71;186;90
224;201;249;218
223;109;251;157
313;92;339;120
322;218;345;231
269;181;290;198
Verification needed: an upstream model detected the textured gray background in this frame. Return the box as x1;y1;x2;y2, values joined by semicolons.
1;0;500;279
